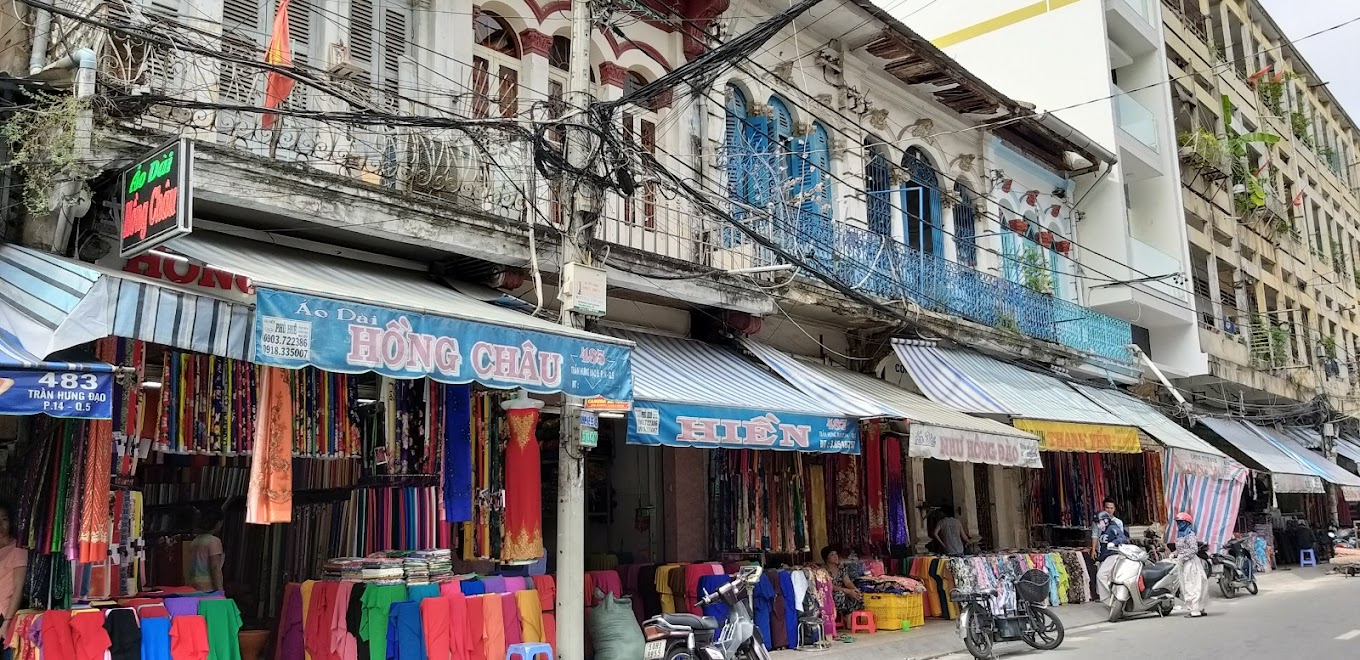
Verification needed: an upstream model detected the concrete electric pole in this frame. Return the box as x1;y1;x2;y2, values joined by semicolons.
554;0;598;657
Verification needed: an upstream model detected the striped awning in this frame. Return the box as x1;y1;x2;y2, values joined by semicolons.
0;243;252;361
1338;437;1360;468
1072;384;1230;460
1252;425;1360;501
742;340;1041;467
1196;417;1324;493
891;340;1127;425
611;330;858;454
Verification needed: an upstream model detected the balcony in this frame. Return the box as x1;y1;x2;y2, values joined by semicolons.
1160;0;1209;41
1113;85;1165;180
1113;87;1160;152
1106;0;1159;55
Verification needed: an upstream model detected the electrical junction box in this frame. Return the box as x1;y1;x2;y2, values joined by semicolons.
561;261;607;316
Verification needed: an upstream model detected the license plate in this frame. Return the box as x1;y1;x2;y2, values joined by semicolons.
1211;563;1223;575
644;641;667;660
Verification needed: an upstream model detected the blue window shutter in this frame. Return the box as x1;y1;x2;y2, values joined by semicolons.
1002;230;1018;282
744;116;772;209
769;97;792;141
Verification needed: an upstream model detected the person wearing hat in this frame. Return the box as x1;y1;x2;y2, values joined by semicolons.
1172;512;1209;617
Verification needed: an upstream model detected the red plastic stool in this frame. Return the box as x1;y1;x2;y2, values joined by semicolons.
848;611;876;634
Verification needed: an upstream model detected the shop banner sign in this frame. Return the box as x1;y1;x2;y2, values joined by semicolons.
627;400;859;454
252;288;633;400
1270;472;1324;494
0;368;113;418
909;424;1043;468
1013;419;1140;453
1168;448;1247;483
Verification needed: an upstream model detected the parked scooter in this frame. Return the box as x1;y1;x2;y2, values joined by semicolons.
642;565;772;660
1212;536;1259;598
1101;544;1183;622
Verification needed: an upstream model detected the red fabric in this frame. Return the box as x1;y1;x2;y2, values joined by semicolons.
170;617;210;660
541;613;557;655
420;597;452;660
138;604;170;619
502;407;543;562
530;575;555;612
303;582;335;660
682;565;711;615
69;611;112;660
465;596;486;660
39;610;76;660
500;593;522;646
261;0;296;129
865;421;885;548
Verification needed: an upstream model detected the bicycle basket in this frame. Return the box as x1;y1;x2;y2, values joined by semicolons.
1015;569;1051;603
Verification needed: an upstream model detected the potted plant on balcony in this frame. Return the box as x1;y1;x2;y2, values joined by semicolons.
1008;218;1029;233
1055;239;1072;254
1038;231;1054;248
1020;247;1053;295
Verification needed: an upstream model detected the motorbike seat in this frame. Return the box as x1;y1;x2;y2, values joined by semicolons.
660;613;720;630
1141;562;1175;585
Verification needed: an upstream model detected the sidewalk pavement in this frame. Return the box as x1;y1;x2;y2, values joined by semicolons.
769;565;1333;660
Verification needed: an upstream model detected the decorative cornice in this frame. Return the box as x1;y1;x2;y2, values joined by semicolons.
519;29;553;59
599;61;628;88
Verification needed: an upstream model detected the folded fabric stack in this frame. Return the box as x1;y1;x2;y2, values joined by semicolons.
322;558;365;581
360;557;405;583
855;574;926;595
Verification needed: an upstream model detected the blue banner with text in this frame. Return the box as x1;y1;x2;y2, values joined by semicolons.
626;400;859;454
0;368;113;418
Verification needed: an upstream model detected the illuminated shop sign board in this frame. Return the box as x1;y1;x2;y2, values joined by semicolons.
120;137;194;258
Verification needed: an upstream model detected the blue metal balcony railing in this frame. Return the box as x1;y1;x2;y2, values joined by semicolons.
769;220;1134;366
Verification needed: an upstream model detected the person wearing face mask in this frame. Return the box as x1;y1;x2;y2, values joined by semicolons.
1172;512;1208;618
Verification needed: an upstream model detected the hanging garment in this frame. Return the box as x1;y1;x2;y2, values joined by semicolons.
514;590;544;643
751;574;775;646
199;599;243;660
385;601;426;660
346;584;368;660
331;583;357;660
465;596;486;660
169;616;209;660
78;419;115;563
502;407;543;563
71;610;113;660
420;597;451;660
103;609;141;660
480;594;506;660
500;594;523;647
247;367;295;524
359;585;408;660
438;582;471;660
41;609;78;660
443;386;474;523
530;575;555;612
767;572;789;650
142;616;173;660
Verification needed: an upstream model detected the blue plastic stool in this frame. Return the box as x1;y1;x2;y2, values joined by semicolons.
1300;548;1317;567
506;643;554;660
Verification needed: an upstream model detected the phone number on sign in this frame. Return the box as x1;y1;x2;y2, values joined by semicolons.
259;317;313;360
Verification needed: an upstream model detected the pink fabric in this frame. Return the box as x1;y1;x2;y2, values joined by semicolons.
439;581;471;660
500;592;523;647
330;582;356;660
817;578;836;639
502;577;527;593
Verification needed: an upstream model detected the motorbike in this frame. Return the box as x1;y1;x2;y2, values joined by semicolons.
1101;544;1183;622
1134;528;1163;563
1212;536;1259;598
952;569;1065;659
642;565;772;660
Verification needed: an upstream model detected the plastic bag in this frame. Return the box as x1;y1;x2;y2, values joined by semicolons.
589;592;646;660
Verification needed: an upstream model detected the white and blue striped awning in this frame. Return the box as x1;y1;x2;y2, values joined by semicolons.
1071;384;1230;460
1197;417;1323;493
742;339;1042;467
610;329;859;454
0;243;253;361
1250;424;1360;501
891;339;1126;426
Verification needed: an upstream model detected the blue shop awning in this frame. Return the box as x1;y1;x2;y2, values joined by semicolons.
891;340;1126;425
0;242;253;361
165;233;632;401
611;329;858;454
741;339;1040;467
1196;417;1324;493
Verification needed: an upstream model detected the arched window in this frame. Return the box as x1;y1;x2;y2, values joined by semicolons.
954;183;977;267
472;10;519;118
549;35;570;70
623;71;659;228
865;139;893;236
901;147;942;256
788;122;833;260
724;86;751;245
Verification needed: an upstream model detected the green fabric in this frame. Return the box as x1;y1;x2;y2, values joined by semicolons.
199;598;244;660
360;584;409;660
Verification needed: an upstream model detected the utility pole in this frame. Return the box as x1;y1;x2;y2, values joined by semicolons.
554;0;597;658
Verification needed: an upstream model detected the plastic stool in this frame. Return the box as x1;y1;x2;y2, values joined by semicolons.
1300;548;1317;567
506;643;554;660
848;611;876;634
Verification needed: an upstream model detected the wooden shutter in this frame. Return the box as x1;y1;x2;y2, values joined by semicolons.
641;119;656;229
380;5;408;110
471;57;490;118
498;65;518;118
348;0;375;87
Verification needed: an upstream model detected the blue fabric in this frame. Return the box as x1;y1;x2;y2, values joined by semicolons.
778;572;798;647
697;575;730;623
385;601;426;660
460;580;486;596
1043;555;1060;605
408;584;441;601
141;616;172;660
752;574;775;646
1176;520;1196;538
444;385;474;522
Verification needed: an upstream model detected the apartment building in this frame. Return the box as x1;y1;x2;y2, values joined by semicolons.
905;0;1208;380
1163;0;1360;413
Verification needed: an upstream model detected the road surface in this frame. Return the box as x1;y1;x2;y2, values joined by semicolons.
933;568;1360;659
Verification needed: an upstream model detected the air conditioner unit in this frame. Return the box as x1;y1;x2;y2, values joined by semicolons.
327;41;366;79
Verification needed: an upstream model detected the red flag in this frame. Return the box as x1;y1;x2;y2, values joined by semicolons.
262;0;295;129
1293;191;1306;207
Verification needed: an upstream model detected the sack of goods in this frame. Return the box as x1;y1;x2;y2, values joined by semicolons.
590;593;646;660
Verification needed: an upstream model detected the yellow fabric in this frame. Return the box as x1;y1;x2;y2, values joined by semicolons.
514;590;544;643
656;564;679;614
1013;419;1140;453
300;580;316;660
